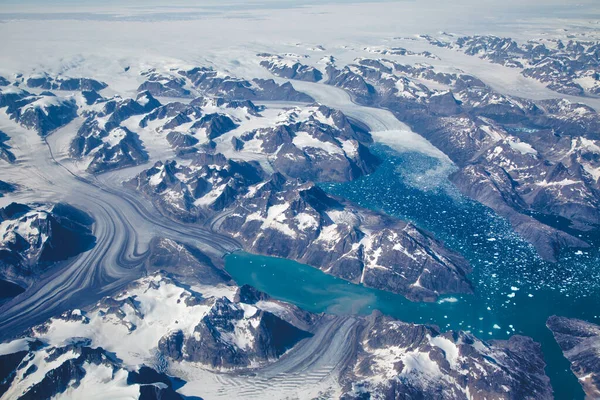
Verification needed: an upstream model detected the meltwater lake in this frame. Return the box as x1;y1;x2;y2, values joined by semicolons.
225;145;600;399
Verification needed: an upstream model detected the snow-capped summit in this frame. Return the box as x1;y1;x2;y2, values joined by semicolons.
129;153;265;221
0;270;552;399
258;53;323;82
0;202;95;290
26;73;108;92
0;88;78;136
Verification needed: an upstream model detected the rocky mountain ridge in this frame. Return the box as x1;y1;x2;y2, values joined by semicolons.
269;54;600;261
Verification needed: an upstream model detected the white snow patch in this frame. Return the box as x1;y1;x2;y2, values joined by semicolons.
292;131;343;155
507;139;537;156
429;335;460;369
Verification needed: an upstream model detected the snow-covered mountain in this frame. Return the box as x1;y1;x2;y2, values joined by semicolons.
419;34;600;96
26;73;108;92
131;153;472;301
312;55;600;261
258;53;323;82
0;269;552;400
138;66;314;102
343;311;551;399
218;174;472;301
128;153;265;222
0;269;313;399
0;87;78;137
137;96;257;154
69;91;161;173
0;21;598;398
0;202;95;290
73;121;149;174
234;104;378;182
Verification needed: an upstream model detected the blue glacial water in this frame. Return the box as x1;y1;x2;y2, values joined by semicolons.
225;144;600;399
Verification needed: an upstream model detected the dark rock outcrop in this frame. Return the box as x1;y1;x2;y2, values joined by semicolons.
547;316;600;399
0;180;16;197
190;113;238;139
0;130;16;163
1;89;78;137
218;175;472;302
258;54;323;82
0;202;96;288
127;153;265;222
323;58;600;261
26;74;107;92
85;127;149;174
340;311;552;399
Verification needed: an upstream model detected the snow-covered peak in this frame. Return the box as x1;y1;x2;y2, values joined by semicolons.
5;272;310;373
0;202;95;290
0;208;50;256
343;312;551;399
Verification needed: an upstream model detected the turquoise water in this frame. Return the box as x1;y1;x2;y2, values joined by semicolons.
225;145;600;399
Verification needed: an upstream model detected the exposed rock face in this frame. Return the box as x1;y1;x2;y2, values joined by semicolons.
0;87;31;109
0;203;95;288
128;132;470;301
325;65;377;100
145;237;232;285
136;95;266;155
0;180;16;197
70;117;106;158
340;311;553;400
190;96;264;116
171;295;312;368
26;73;108;92
320;58;600;261
86;127;148;174
231;136;244;151
72;120;148;174
547;316;600;399
0;271;553;399
80;89;103;105
103;91;161;131
237;104;379;182
16;95;78;137
363;46;440;59
138;66;314;102
190;113;238;139
449;164;590;260
0;339;182;400
130;143;470;301
69;92;158;173
419;34;600;96
258;53;323;82
166;131;199;152
0;130;16;163
219;174;472;302
64;75;316;175
139;101;202;129
0;88;78;137
127;153;265;222
368;59;486;93
138;68;192;98
181;66;314;101
10;272;313;372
